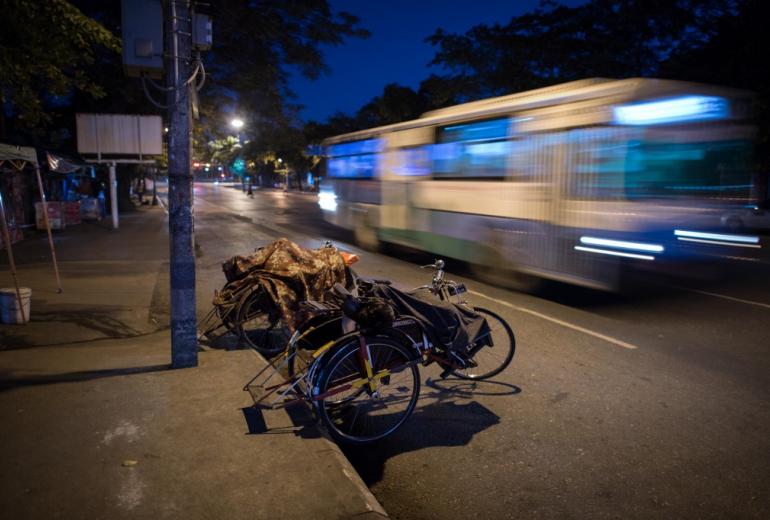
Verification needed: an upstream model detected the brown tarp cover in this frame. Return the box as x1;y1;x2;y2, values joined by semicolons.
214;238;347;331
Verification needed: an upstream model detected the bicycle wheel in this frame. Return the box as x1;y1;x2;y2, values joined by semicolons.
315;336;420;444
236;289;290;356
452;307;515;380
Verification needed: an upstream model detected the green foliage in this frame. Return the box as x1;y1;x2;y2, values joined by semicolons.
0;0;120;134
198;1;368;129
206;136;242;170
303;83;433;142
191;0;369;179
426;0;739;99
357;84;426;127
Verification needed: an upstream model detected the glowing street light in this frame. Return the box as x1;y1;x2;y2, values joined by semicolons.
230;118;245;146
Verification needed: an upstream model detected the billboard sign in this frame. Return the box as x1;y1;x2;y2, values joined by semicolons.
76;113;163;158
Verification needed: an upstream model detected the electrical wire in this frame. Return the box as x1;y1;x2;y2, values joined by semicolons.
141;75;172;109
185;59;201;86
143;57;200;92
145;75;174;92
139;7;206;110
193;56;206;91
141;54;205;109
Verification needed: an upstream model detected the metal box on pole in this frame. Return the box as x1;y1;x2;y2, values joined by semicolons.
121;0;164;78
193;13;213;51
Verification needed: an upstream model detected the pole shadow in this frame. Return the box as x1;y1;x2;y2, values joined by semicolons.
0;364;170;392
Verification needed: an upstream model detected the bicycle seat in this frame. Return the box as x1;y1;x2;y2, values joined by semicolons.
333;283;362;319
333;283;394;330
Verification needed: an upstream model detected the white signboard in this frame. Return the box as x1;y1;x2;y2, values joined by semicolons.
76;113;163;157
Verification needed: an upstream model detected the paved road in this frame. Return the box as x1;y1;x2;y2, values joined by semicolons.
189;183;770;520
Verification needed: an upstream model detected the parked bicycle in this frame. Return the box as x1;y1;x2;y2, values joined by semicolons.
199;240;357;356
244;258;516;444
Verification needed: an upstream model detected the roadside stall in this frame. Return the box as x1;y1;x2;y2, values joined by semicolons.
45;151;105;224
0;143;62;305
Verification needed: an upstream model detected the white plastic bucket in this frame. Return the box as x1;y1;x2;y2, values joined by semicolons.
0;287;32;324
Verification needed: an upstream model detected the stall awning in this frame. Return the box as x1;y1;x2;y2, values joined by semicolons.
0;143;39;170
46;151;84;174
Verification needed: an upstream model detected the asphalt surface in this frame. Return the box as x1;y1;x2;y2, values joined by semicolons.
189;183;770;519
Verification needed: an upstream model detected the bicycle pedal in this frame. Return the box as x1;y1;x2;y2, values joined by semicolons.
439;368;453;379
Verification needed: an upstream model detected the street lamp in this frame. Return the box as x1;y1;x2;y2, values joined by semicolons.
230;118;244;144
230;118;246;189
277;158;289;191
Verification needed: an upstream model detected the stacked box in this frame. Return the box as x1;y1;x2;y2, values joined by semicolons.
80;198;103;221
35;202;65;230
63;201;82;225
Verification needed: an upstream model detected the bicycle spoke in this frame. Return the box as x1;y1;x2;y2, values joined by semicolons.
317;338;419;443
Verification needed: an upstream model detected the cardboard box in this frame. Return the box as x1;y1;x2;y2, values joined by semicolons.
63;201;82;226
35;202;64;230
80;198;103;221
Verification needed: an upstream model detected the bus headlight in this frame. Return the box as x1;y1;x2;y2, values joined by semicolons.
318;191;338;212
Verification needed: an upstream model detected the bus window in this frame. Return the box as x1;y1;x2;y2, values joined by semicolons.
568;128;628;200
394;146;431;176
432;118;511;179
624;139;753;200
326;138;382;179
510;138;546;181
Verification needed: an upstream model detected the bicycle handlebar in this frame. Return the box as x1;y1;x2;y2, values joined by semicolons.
420;259;445;271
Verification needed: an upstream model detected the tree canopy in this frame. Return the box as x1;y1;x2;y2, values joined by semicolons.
1;1;367;154
305;0;768;170
197;1;368;139
190;0;368;174
425;0;741;100
0;0;120;139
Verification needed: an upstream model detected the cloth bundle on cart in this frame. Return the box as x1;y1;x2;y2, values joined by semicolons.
214;238;348;330
366;283;490;358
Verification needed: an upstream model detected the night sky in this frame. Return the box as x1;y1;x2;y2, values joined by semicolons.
291;0;585;122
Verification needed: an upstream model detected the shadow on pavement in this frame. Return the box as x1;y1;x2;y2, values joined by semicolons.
0;364;170;392
31;310;145;338
340;378;520;486
240;401;323;439
242;406;269;434
0;327;169;350
425;376;522;397
0;331;34;349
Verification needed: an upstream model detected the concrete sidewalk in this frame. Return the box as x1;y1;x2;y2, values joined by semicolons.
0;206;386;519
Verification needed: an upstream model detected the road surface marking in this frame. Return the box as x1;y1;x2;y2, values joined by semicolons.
672;286;770;310
469;290;639;350
156;193;169;215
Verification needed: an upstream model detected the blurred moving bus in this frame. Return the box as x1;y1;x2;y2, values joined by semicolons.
318;78;759;291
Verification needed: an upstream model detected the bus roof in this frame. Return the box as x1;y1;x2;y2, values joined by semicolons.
321;77;750;145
